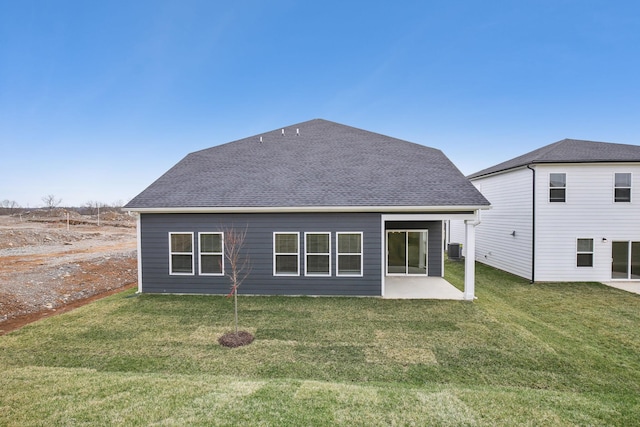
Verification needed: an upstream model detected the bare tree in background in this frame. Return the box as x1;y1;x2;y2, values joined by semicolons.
223;226;251;335
83;200;100;216
0;200;21;215
41;194;62;211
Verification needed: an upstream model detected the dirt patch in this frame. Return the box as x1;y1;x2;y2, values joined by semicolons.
0;283;137;335
218;331;255;348
0;215;137;335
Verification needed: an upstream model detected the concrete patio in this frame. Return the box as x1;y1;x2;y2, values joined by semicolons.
383;276;466;300
601;281;640;295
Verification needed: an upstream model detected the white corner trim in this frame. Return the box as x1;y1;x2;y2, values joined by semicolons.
136;214;142;293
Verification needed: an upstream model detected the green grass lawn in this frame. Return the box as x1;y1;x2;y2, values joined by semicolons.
1;261;639;426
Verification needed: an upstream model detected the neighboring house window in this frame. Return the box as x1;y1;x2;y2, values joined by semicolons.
305;232;331;276
169;232;194;275
337;232;363;276
576;238;594;267
274;232;299;276
614;173;632;203
549;173;566;202
199;232;224;275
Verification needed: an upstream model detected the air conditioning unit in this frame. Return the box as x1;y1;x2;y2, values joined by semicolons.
448;243;462;260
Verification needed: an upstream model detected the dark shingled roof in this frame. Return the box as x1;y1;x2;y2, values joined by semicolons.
469;138;640;179
125;119;489;210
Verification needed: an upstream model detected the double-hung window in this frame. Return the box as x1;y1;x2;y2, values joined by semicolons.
305;232;331;276
274;232;299;276
199;232;224;275
549;173;566;202
337;232;363;276
614;173;632;203
169;232;194;275
576;238;594;267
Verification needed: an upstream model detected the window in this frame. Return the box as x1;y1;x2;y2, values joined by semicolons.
305;232;331;276
549;173;566;202
337;232;363;276
614;173;632;203
199;232;224;275
576;238;594;267
274;232;299;275
169;232;194;275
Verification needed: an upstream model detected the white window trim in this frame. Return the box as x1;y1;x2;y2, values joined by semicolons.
576;238;594;268
198;232;224;276
549;172;567;203
169;232;194;275
273;232;300;276
385;229;429;276
336;232;363;277
304;232;331;276
614;172;632;203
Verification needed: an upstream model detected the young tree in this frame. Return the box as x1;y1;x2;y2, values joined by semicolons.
223;226;251;335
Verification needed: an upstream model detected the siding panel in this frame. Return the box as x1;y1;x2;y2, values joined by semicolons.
140;213;382;296
470;167;533;279
535;164;640;281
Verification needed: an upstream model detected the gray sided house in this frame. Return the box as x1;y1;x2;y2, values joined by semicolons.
125;119;490;299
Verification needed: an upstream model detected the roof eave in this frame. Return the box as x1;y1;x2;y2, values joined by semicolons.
124;205;491;214
469;159;640;180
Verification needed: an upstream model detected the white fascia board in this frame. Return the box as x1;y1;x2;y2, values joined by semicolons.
470;165;530;181
125;205;490;214
471;161;640;181
382;212;479;221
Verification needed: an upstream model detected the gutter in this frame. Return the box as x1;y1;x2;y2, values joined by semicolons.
123;205;491;214
526;164;536;283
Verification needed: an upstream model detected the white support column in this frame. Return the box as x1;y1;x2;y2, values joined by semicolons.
464;220;478;301
136;214;143;293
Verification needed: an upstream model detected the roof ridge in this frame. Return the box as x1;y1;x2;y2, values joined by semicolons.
529;139;570;162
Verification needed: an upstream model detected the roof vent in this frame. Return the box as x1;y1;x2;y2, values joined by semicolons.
281;128;285;136
296;128;299;136
259;136;263;143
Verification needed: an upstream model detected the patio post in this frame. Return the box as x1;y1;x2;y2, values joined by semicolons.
464;220;478;300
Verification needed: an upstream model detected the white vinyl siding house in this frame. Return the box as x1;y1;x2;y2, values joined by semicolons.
534;163;640;282
467;167;533;280
454;139;640;284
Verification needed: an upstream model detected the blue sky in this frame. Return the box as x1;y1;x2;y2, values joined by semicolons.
1;0;639;208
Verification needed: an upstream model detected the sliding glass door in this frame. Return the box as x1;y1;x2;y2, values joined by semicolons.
387;230;428;275
612;241;640;280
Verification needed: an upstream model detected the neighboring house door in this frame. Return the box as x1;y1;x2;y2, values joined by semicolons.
611;241;640;279
386;230;428;275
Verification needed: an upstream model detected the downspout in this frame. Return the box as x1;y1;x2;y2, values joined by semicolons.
526;164;535;284
463;215;481;301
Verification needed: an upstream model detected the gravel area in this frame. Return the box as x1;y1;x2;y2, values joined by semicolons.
0;214;137;333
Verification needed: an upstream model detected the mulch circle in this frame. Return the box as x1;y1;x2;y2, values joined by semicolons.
218;331;255;348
